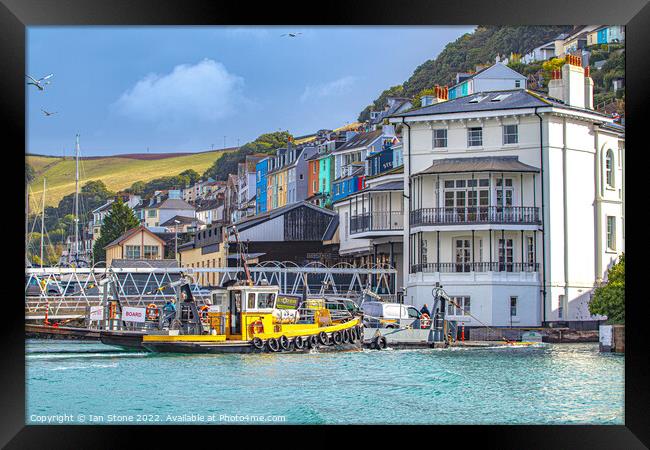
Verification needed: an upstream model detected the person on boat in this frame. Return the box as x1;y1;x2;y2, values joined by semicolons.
162;298;176;325
420;303;431;317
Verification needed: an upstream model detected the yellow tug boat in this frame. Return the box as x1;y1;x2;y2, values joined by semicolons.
142;283;363;354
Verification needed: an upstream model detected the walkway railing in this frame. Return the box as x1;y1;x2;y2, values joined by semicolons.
410;206;540;226
410;262;539;274
350;211;404;234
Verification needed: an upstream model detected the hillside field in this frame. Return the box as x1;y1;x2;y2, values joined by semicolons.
27;150;229;207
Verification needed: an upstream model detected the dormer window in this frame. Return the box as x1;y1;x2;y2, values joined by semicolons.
469;95;488;103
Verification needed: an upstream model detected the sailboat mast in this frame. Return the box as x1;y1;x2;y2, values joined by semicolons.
41;178;46;266
73;134;80;260
25;178;29;265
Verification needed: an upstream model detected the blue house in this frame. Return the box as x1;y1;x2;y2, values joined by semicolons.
255;157;270;214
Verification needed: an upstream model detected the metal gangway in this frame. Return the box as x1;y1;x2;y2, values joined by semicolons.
25;261;398;321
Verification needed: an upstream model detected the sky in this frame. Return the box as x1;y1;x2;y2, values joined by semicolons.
27;26;475;156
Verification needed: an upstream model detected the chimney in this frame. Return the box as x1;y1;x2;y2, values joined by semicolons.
421;85;449;107
584;65;594;109
548;54;590;109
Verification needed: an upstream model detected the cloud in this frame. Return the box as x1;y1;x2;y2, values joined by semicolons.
112;59;247;125
224;27;270;39
300;76;357;103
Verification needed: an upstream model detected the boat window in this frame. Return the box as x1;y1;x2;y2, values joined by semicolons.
407;307;420;319
257;293;276;309
247;293;256;309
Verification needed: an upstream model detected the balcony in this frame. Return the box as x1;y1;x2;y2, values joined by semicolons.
350;211;404;238
410;206;541;228
410;262;539;273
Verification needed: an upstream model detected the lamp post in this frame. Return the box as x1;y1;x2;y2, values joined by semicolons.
174;220;180;262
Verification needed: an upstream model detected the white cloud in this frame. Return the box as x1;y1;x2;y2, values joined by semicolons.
300;76;357;103
113;59;247;124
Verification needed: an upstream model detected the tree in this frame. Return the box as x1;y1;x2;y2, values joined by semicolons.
178;169;200;186
92;199;140;263
589;254;625;324
57;180;114;218
26;163;35;184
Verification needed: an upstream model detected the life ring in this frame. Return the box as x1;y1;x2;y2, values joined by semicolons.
420;313;431;329
146;304;159;321
373;336;387;350
341;328;351;344
252;337;264;350
267;337;280;352
109;302;116;320
318;331;329;346
294;336;305;350
332;330;343;346
308;335;318;348
249;320;264;335
279;335;290;350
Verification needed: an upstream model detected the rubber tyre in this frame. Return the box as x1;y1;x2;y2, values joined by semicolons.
309;335;318;348
342;328;350;344
267;337;280;352
279;335;290;350
332;331;343;346
294;336;305;350
377;336;388;349
252;337;264;350
318;331;329;346
349;327;357;342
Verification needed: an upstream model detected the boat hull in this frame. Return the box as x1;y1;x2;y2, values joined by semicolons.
99;330;145;350
142;340;362;354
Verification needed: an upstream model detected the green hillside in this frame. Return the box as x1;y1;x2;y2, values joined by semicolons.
27;150;229;208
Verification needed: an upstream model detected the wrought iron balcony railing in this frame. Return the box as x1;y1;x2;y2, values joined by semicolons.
410;206;541;226
410;262;539;274
350;211;404;234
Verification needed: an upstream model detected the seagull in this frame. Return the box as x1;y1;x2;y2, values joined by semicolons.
281;32;302;38
26;74;54;91
41;108;57;116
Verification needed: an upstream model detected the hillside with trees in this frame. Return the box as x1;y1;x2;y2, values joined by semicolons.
358;25;573;121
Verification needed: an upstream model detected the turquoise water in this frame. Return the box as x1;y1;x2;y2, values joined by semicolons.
26;340;624;425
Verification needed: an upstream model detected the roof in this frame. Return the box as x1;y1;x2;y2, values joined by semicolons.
160;215;202;226
104;225;167;249
196;200;222;212
365;180;404;192
110;259;179;268
322;215;339;241
92;201;113;214
334;129;383;153
233;201;336;233
148;197;195;210
372;99;412;125
392;89;611;119
414;156;539;176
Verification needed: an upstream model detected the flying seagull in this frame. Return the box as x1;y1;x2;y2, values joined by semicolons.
281;32;302;37
41;108;57;116
26;74;54;91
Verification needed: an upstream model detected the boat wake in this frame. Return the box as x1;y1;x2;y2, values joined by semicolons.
26;352;150;360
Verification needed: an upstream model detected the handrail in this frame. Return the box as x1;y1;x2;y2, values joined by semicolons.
350;211;404;234
410;262;539;273
410;206;541;226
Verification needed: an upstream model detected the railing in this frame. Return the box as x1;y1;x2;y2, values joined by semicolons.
410;206;540;226
350;211;404;234
410;262;539;274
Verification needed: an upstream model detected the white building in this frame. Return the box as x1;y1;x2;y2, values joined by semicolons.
389;58;624;327
448;63;527;100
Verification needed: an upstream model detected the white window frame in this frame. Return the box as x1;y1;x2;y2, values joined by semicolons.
606;216;616;251
433;129;448;148
503;124;518;145
467;127;483;147
605;149;615;189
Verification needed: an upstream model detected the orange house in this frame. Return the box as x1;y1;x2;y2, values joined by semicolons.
307;157;320;198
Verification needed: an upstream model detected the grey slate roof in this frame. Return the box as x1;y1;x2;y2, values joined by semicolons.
414;156;539;175
391;89;611;119
365;180;404;192
160;215;202;226
233;201;335;233
334;129;383;153
110;259;179;268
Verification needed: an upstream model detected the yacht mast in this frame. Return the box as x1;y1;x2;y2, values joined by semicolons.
73;134;80;261
40;178;46;266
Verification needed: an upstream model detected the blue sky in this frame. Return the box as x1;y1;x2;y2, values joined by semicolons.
27;26;475;156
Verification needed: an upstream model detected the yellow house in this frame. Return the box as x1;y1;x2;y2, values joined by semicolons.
104;226;166;266
178;224;228;287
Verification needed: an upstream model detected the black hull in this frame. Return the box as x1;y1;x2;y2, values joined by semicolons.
99;331;145;350
25;324;101;341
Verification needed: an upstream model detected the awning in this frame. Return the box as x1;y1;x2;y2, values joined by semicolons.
414;156;539;175
365;180;404;192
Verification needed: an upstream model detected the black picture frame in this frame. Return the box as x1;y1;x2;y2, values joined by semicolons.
3;0;648;446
